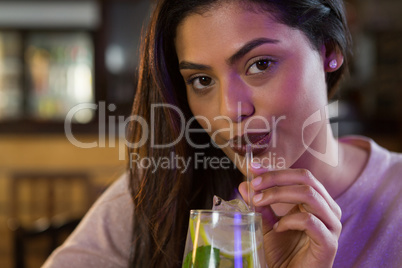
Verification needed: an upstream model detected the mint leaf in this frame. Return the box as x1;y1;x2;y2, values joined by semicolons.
183;251;193;268
182;245;220;268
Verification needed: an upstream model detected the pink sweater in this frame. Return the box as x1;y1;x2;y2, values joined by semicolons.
334;137;402;267
43;137;402;267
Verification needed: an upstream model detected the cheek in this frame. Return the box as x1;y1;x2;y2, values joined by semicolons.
187;95;201;117
277;57;326;116
188;96;213;131
187;90;220;121
188;95;231;147
256;70;306;119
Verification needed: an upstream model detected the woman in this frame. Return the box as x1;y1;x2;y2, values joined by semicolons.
44;0;402;267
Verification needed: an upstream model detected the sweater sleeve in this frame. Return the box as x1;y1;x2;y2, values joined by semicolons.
42;174;133;268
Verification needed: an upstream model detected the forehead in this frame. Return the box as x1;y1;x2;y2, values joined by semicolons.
174;2;304;61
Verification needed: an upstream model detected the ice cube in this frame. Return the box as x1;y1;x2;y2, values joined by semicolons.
212;195;250;212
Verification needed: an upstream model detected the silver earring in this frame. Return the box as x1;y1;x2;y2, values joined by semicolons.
329;59;338;69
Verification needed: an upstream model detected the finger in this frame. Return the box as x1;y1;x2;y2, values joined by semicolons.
274;212;340;254
251;168;342;220
239;181;263;207
253;185;341;233
239;182;279;233
238;181;250;204
257;205;279;234
249;160;274;176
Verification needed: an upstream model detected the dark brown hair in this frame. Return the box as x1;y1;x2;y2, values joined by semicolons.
127;0;352;267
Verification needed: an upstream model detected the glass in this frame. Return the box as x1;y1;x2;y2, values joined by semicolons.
182;210;266;268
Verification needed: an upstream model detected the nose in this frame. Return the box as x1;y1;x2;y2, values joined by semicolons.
219;75;255;123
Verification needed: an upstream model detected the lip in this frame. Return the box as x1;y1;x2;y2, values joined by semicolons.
229;132;272;156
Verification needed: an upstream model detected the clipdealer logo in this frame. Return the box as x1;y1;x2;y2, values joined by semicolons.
64;101;339;168
301;101;339;167
64;101;283;161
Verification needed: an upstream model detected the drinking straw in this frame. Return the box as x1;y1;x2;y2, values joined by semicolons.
246;144;255;211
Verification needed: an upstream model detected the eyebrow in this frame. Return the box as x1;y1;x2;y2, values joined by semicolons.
227;37;280;65
179;37;280;70
179;61;212;70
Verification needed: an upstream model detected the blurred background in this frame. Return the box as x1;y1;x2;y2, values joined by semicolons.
0;0;401;267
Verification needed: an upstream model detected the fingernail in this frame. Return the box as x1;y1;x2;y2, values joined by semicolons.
273;222;279;230
251;176;262;187
253;193;263;203
251;161;261;169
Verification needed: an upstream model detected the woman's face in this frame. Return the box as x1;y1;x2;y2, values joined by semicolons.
175;2;331;175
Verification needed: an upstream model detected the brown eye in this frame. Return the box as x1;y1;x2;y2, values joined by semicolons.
247;58;274;75
199;76;212;86
190;75;215;91
256;60;269;70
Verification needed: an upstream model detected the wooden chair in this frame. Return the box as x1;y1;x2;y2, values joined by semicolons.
7;171;94;268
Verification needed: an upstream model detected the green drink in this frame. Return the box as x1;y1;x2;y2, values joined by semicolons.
182;210;266;268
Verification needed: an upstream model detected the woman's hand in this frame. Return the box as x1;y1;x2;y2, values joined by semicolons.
239;167;342;268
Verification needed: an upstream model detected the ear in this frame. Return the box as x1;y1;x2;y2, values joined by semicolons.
321;43;344;73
